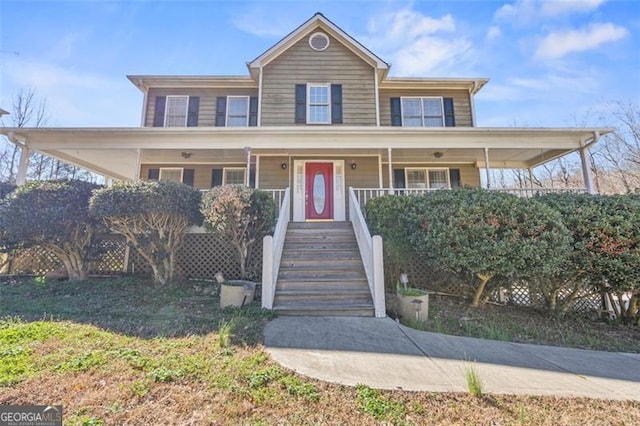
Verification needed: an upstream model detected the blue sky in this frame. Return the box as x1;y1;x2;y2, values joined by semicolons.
1;0;638;127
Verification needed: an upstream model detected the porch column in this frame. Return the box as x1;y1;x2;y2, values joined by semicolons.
387;147;394;194
133;149;141;182
483;147;492;189
579;145;595;194
244;147;252;186
16;145;30;185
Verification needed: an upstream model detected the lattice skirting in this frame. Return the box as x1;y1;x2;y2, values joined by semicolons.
4;234;263;282
384;257;603;314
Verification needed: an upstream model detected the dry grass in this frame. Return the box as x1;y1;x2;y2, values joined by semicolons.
393;293;640;353
1;277;639;425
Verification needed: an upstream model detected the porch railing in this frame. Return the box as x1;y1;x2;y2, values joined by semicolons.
261;187;290;310
200;188;287;218
352;186;588;212
487;187;587;198
348;187;385;318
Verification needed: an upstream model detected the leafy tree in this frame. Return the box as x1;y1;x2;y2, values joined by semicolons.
90;181;201;285
409;188;572;307
0;180;103;281
537;193;640;322
200;185;276;280
0;183;16;199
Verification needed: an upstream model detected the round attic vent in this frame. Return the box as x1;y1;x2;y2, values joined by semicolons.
309;32;330;51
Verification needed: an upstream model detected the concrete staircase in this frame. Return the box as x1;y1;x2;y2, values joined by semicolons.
273;222;374;316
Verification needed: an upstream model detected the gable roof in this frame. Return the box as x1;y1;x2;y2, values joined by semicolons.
247;13;390;80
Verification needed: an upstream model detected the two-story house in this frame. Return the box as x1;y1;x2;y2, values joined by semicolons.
1;13;611;316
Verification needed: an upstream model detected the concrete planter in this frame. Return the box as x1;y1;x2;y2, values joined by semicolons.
397;291;430;322
220;280;256;309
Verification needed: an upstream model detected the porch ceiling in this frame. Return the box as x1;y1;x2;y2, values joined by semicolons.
1;126;612;180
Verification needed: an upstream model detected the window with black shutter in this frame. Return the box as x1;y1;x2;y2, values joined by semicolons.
295;84;306;123
187;97;199;127
331;84;342;124
390;98;401;126
215;97;227;127
152;97;166;127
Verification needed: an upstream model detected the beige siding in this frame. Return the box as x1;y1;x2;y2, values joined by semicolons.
379;89;473;127
257;156;290;189
381;163;481;188
261;33;377;126
145;88;258;127
140;163;244;189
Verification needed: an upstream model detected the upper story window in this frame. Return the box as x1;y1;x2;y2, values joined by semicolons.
152;96;199;127
227;96;250;127
401;97;444;127
390;97;455;127
165;96;189;127
216;96;258;127
405;168;450;189
295;83;342;125
308;84;331;124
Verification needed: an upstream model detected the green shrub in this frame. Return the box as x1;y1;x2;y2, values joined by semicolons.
90;181;201;285
537;193;640;322
408;188;572;307
0;180;104;281
200;186;275;280
366;195;418;281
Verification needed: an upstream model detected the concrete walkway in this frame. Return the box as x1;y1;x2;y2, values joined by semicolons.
264;316;640;401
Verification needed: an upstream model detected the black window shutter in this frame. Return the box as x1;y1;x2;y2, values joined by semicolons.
249;164;256;188
152;96;166;127
393;168;405;188
215;97;227;127
390;98;401;126
295;84;306;123
183;169;195;186
249;97;258;127
331;84;342;124
443;97;455;127
148;168;160;181
449;168;461;187
211;169;223;187
187;97;199;127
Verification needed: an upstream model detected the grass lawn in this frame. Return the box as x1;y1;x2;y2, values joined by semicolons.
1;277;639;425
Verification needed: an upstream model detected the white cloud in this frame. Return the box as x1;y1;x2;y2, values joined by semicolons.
535;22;629;59
362;8;472;76
495;0;608;24
486;26;502;41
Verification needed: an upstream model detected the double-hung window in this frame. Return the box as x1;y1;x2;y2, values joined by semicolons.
405;168;450;189
159;167;184;183
401;97;444;127
164;96;189;127
223;168;246;185
226;96;250;127
307;83;331;124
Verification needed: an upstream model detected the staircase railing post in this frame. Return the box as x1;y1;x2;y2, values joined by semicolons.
372;235;385;317
262;235;274;309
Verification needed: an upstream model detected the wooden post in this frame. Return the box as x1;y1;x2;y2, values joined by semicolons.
372;235;386;318
261;235;273;309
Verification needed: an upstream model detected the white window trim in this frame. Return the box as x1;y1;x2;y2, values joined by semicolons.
307;83;331;125
400;96;444;127
159;167;184;183
405;167;450;189
223;167;246;185
164;95;189;127
226;96;250;127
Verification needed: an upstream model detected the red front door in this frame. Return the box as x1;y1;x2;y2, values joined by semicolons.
305;162;333;220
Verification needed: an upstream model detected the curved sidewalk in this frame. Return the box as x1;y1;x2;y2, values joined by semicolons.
264;316;640;401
